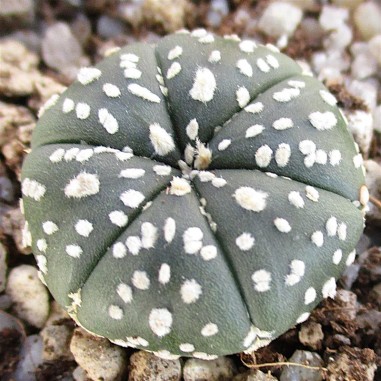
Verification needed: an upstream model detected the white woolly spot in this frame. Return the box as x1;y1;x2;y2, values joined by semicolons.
77;67;101;85
237;59;253;77
256;58;270;72
62;98;74;113
288;191;304;208
315;149;328;165
273;117;294;130
322;277;337;299
326;217;338;237
186;119;199;140
285;260;305;286
200;245;217;261
117;283;133;303
309;111;337;130
128;84;161;103
156;74;164;85
66;244;82;258
208;50;221;63
103;83;121;98
333;249;343;265
113;242;127;258
132;270;150;290
154;351;180;361
120;60;137;70
75;220;93;237
65;173;100;199
37;239;47;253
234;187;268;212
164;218;176;243
184;144;194;165
64;148;80;161
236;86;250;108
76;149;93;162
212;177;227;188
273;88;300;102
167;62;182;79
243;327;257;348
224;34;240;41
199;34;214;43
311;231;324;247
239;40;257;53
49;148;65;163
288;80;305;88
304;287;317;305
149;123;175;156
36;255;47;274
296;312;310;324
119;168;145;179
181;279;202;304
108;305;123;320
179;343;195;352
168;46;183;60
245;102;264;114
120;53;139;63
158;263;171;285
329;150;342;166
305;186;319;202
275;143;291;167
255;145;273;167
274;218;291;233
236;233;255;251
360;185;369;206
201;323;218;337
141;222;158;249
337;222;347;241
126;236;142;255
218;139;231;151
246;124;264;138
299;140;316;155
252;270;272;292
353;154;363;169
189;68;216;103
42;221;58;235
183;227;203;254
126;336;148;347
198;171;215;182
194;140;212;170
153;165;171;176
193;353;218;360
191;28;207;38
169;177;191;196
120;189;145;208
109;210;128;227
124;68;142;79
149;308;172;337
98;108;119;134
320;90;337;106
304;152;316;168
346;250;356;266
75;102;90;119
266;55;279;68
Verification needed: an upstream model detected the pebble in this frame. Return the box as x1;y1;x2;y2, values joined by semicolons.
353;1;381;40
142;0;189;33
41;324;75;361
280;350;323;381
233;370;278;380
73;366;89;381
70;327;127;381
298;321;324;350
97;15;125;39
335;289;358;320
324;23;353;51
71;13;92;46
356;309;381;335
0;242;7;292
319;5;349;31
364;160;381;221
128;351;181;381
11;335;44;381
5;265;49;328
373;105;381;133
312;50;350;82
368;34;381;65
351;45;378;79
346;78;378;110
41;22;87;80
331;0;364;10
370;283;381;306
118;1;144;29
345;109;373;155
207;0;229;27
183;357;236;381
0;0;35;29
257;1;303;38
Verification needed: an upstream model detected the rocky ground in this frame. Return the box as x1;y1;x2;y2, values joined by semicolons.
0;0;380;380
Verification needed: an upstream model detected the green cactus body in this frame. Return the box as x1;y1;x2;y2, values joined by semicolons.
21;30;367;360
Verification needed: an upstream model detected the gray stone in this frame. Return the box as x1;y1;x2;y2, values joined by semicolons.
346;109;373;156
128;351;181;381
335;289;358;320
70;327;127;381
0;243;6;292
71;14;92;46
298;321;324;350
233;370;278;381
72;366;89;381
41;324;75;361
368;34;381;65
5;265;49;328
97;15;125;39
183;357;236;381
280;350;323;381
354;1;381;40
0;0;35;29
207;0;229;27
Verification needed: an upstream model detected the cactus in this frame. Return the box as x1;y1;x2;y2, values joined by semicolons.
21;29;367;360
